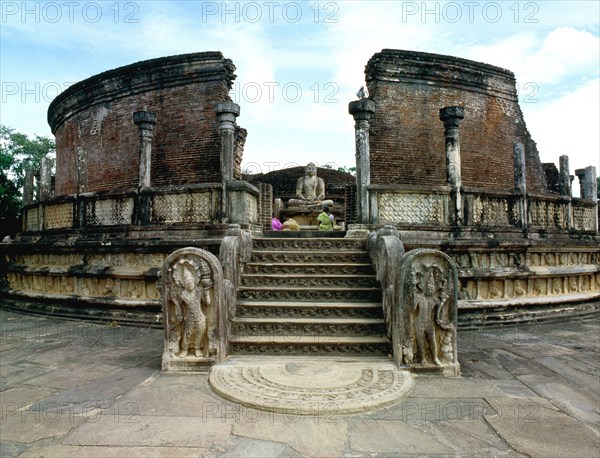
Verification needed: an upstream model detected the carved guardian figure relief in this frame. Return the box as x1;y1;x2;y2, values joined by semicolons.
398;249;459;375
161;247;226;372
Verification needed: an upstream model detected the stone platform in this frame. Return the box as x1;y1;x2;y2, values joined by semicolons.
209;357;414;415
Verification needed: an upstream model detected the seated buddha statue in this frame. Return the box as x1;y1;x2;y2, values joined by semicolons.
287;162;334;207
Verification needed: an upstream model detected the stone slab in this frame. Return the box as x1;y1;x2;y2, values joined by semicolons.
0;410;84;443
410;376;539;399
348;418;452;454
31;366;157;414
209;358;414;415
233;414;347;457
25;363;120;390
517;374;600;435
484;397;600;457
18;445;210;458
65;414;232;447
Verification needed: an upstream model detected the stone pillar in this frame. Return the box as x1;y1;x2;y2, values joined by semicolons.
39;156;52;201
439;106;465;226
513;142;527;229
559;155;571;197
133;110;157;189
23;165;34;205
575;166;597;202
216;102;241;222
76;147;88;193
349;98;375;224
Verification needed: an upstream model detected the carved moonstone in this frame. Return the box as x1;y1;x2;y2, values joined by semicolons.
397;249;460;375
161;247;226;372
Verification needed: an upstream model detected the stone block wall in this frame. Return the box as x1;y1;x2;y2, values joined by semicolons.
365;49;547;194
49;52;236;196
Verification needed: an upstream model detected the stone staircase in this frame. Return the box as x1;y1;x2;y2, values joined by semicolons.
230;237;392;356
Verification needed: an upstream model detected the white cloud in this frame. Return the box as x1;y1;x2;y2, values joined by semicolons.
525;78;600;174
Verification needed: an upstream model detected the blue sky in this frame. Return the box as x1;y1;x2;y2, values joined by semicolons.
1;1;598;189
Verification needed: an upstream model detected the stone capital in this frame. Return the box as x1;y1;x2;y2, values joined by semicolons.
215;102;241;125
349;99;376;122
439;106;465;129
133;111;157;130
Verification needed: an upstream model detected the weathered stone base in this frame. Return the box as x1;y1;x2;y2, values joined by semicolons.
406;362;461;376
209;357;414;415
162;355;217;372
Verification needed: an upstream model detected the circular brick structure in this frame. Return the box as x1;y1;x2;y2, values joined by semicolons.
366;49;546;193
48;52;236;196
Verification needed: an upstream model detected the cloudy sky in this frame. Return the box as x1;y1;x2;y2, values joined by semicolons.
1;0;598;189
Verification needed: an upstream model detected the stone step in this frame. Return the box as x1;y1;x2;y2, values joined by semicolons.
245;262;375;276
250;250;370;264
235;300;385;319
229;334;391;356
252;237;366;251
231;316;387;336
240;274;379;288
237;286;382;302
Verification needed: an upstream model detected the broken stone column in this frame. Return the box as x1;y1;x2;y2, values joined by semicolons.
23;165;34;205
39;156;52;201
76;147;88;194
513;142;527;229
439;106;465;226
216;102;241;223
133;110;157;189
559;155;571;197
575;166;597;202
349;98;375;224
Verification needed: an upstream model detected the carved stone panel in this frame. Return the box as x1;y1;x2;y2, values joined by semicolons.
379;193;447;225
46;203;73;229
161;247;226;372
397;249;459;375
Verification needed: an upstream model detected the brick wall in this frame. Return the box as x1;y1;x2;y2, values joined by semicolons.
50;52;236;196
366;49;548;194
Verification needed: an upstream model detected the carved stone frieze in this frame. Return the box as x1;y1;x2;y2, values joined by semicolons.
253;238;365;251
528;199;567;229
46;203;73;229
379;192;446;224
241;275;378;288
151;192;210;224
252;251;369;264
397;249;459;375
161;247;226;371
573;206;596;232
238;288;381;302
26;207;40;231
85;197;134;226
236;304;380;319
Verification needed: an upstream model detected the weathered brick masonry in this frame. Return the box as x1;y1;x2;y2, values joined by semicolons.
366;49;547;194
48;52;236;196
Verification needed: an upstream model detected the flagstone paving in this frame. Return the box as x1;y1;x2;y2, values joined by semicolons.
1;308;598;457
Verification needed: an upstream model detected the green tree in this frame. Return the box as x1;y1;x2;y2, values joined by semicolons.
0;125;55;237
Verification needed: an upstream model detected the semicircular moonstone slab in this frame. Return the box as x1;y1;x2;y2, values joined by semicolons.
209;358;414;415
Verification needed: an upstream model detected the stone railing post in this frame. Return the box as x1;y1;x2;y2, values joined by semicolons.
23;165;35;205
559;154;573;230
513;142;528;230
349;98;375;224
575;166;598;233
216;102;241;223
439;106;465;227
39;156;52;202
575;166;597;202
133;110;157;226
133;110;157;189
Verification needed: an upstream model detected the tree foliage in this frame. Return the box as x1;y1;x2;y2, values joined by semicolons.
0;125;55;237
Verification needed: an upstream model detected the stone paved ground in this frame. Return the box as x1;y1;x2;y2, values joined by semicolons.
0;308;598;457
